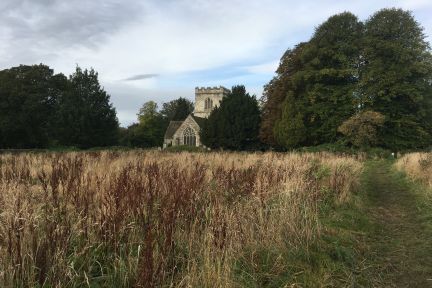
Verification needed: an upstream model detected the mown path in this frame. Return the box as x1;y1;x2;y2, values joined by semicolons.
361;161;432;287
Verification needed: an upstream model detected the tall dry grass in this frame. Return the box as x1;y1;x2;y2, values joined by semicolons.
395;152;432;188
0;151;362;287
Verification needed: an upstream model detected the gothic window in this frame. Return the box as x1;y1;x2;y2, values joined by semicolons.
183;127;196;146
204;98;213;110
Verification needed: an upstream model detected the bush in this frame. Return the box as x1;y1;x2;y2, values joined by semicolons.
163;145;207;153
296;143;355;154
363;147;393;159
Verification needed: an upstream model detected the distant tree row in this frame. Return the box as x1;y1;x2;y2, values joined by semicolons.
260;8;432;151
0;65;118;149
2;8;430;152
0;63;197;149
120;86;261;151
120;97;193;147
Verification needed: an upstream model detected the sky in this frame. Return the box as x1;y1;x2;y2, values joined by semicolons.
1;0;431;127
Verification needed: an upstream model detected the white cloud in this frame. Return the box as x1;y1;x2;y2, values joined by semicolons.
0;0;431;125
397;0;432;10
246;61;280;74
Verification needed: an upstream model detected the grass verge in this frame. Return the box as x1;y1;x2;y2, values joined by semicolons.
233;159;432;287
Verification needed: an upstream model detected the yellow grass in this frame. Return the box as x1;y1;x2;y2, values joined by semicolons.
0;151;362;287
395;152;432;188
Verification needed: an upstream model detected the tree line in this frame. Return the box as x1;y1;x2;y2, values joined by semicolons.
120;98;193;147
124;86;261;151
1;8;431;152
260;8;432;152
0;65;118;149
0;64;194;149
0;62;260;150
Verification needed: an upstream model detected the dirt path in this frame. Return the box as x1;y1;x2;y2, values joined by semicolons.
362;161;432;287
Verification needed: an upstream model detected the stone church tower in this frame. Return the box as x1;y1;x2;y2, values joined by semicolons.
163;86;230;148
193;86;230;118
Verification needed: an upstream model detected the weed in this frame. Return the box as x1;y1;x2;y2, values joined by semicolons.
0;151;362;287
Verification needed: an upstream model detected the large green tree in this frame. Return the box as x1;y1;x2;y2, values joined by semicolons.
125;101;165;147
361;8;432;150
201;85;260;150
55;66;119;148
160;97;194;122
305;12;363;144
0;64;66;148
261;8;432;151
270;43;308;148
260;44;306;147
274;12;363;148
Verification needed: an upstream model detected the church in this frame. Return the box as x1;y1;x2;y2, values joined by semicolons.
163;86;230;148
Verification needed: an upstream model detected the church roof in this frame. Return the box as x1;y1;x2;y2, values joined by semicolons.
164;115;207;140
164;121;183;139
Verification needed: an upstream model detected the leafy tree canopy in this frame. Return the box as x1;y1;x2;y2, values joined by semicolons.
127;101;165;147
263;8;432;151
160;97;194;121
338;111;385;148
138;101;159;124
273;12;363;148
260;43;307;147
201;85;260;150
361;8;432;150
55;66;119;148
0;64;66;148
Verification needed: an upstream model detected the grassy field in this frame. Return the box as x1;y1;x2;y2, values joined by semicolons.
1;151;431;287
0;151;363;287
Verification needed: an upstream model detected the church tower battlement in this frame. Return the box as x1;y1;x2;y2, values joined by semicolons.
193;86;230;118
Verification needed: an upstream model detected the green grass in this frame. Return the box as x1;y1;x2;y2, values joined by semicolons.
363;160;432;286
232;173;372;287
232;160;432;287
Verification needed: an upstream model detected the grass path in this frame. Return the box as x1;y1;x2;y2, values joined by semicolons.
360;160;432;287
229;160;431;287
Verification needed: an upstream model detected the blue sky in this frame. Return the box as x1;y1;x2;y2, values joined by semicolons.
1;0;431;126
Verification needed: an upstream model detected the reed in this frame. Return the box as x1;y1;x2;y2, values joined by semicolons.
395;152;432;188
0;151;362;287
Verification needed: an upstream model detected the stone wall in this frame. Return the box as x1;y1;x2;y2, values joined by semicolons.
171;115;201;146
193;86;230;118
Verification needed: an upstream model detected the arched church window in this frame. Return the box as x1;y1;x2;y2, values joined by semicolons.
205;98;213;110
183;127;196;146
